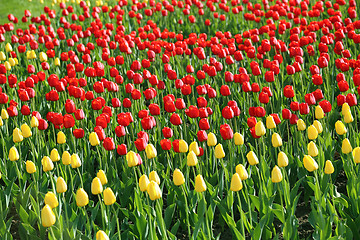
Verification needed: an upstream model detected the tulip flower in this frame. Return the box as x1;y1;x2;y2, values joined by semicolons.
26;160;36;174
76;188;89;207
179;140;188;153
234;133;244;146
266;115;276;129
335;121;347;135
71;154;81;168
189;141;200;156
50;149;60;162
41;204;56;227
215;144;225;159
5;43;12;52
344;111;354;123
1;109;9;120
13;128;23;143
91;177;103;195
246;151;259;165
44;192;59;209
145;144;157;159
97;170;108;185
9;146;20;161
139;174;150;192
342;138;352;154
255;121;266;136
42;156;54;172
315;106;324;119
277;152;289;167
207;133;217;146
147;181;162;200
353;147;360;164
96;230;110;240
195;175;207;193
126;151;139;167
62;151;71;165
56;177;67;193
271;166;283;183
341;103;350;115
57;131;66;144
307;141;319;157
0;118;3;127
149;171;160;185
297;119;306;131
54;58;61;66
187;151;198;166
272;133;282;147
30;116;39;128
103;188;116;205
324;160;334;174
230;173;243;191
303;155;318;172
173;169;185;186
39;52;48;62
21;124;32;138
313;120;323;134
89;132;100;146
307;125;318;140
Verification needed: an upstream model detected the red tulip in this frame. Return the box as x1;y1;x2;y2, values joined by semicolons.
73;128;84;139
94;126;106;141
222;106;234;119
283;85;294;98
117;144;127;155
220;124;233;140
162;127;173;138
299;103;310;115
103;137;115;151
135;138;147;151
160;139;172;150
63;114;75;128
170;113;182;125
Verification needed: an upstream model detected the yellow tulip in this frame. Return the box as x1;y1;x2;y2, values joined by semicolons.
57;131;66;144
97;170;108;185
335;121;347;135
277;151;289;167
324;160;334;174
207;132;217;146
234;132;244;146
9;146;20;161
307;125;318;140
96;230;109;240
341;103;350;115
215;143;225;159
89;132;100;146
194;175;207;193
8;58;16;66
0;118;3;126
246;151;259;165
50;149;60;162
187;151;198;166
271;133;282;147
315;105;324;119
71;154;81;168
235;164;248;180
297;119;306;131
62;151;71;165
42;156;54;172
56;177;67;193
189;141;200;156
307;141;319;157
173;169;185;186
353;147;360;164
139;174;150;192
13;128;23;143
39;52;48;62
44;192;59;208
266;115;276;129
313;120;323;134
149;171;160;185
342;138;352;154
303;155;318;172
76;188;89;207
230;173;243;191
5;43;12;52
255;121;266;136
4;61;11;71
271;166;283;183
147;181;162;200
30;116;39;127
0;51;6;61
103;188;116;205
1;109;9;119
54;57;61;66
344;111;354;124
126;151;138;167
26;160;36;174
179;139;188;153
145;144;157;159
91;177;103;195
41;205;56;227
21;123;32;138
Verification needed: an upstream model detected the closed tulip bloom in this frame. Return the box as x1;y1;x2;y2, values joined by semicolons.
30;116;39;127
324;160;334;174
41;205;56;227
341;103;350;115
308;125;318;140
230;173;243;191
277;152;289;167
57;131;66;144
307;141;319;157
54;57;61;66
297;119;306;131
1;109;9;119
315;105;324;119
71;154;81;168
4;62;10;71
342;138;352;154
21;124;32;138
13;128;23;143
215;144;225;159
246;151;259;165
147;181;162;200
44;192;59;209
139;174;150;192
126;151;138;167
266;115;276;129
255;121;266;136
189;141;200;156
42;156;54;172
271;166;283;183
335;121;347;135
149;171;160;185
179;140;188;153
0;51;5;60
352;147;360;164
344;111;354;123
76;188;89;207
5;43;13;52
235;164;248;180
96;230;109;240
97;170;108;185
103;188;116;205
303;155;318;172
173;169;185;186
26;160;36;174
313;120;323;134
56;177;67;193
234;133;244;146
195;175;207;193
187;151;198;166
62;151;71;165
145;144;157;159
50;149;60;162
89;132;100;146
207;132;217;146
9;146;20;161
39;52;48;62
91;177;103;195
272;133;282;147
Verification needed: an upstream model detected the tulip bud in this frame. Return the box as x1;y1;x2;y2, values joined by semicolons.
39;52;48;62
179;139;188;153
9;146;20;161
335;121;347;135
235;164;248;180
315;105;324;119
341;103;350;115
344;111;354;123
126;151;138;167
189;141;200;156
234;132;244;146
71;154;81;168
41;204;56;227
307;141;319;157
97;170;108;185
255;121;266;136
5;43;13;52
353;147;360;164
266;115;276;129
76;188;89;207
147;181;162;200
215;143;225;159
149;171;160;185
62;151;71;165
89;132;100;146
207;132;217;146
303;155;318;172
324;160;334;174
313;120;323;134
26;160;36;174
42;156;54;172
50;149;60;162
271;166;283;183
307;125;318;140
194;175;207;193
297;119;306;131
104;189;116;204
1;109;9;119
277;151;289;167
13;128;24;143
145;144;157;159
271;133;282;147
342;138;352;154
173;169;185;186
21;124;32;138
246;151;259;165
91;177;103;195
96;230;109;240
30;116;39;127
139;174;150;192
187;151;198;166
0;51;5;61
56;177;67;193
54;57;61;66
230;173;243;191
57;131;66;144
44;192;59;209
4;61;11;71
9;58;15;66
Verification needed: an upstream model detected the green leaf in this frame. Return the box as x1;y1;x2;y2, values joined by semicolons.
164;203;176;229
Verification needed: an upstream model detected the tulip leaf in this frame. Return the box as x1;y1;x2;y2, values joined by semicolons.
164;203;176;229
252;213;270;240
